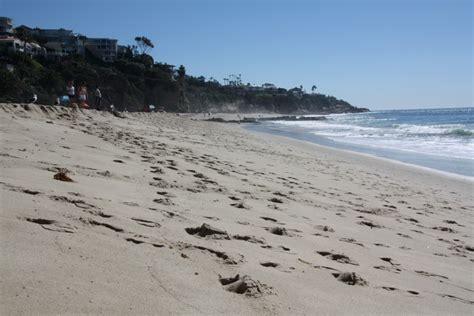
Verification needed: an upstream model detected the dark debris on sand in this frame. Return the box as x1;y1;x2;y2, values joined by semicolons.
53;168;74;182
185;223;230;239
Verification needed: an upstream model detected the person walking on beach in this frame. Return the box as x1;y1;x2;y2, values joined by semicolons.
94;86;102;110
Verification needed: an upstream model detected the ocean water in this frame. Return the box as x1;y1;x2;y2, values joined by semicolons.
246;107;474;177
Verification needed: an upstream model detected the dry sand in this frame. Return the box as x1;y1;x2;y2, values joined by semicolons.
1;103;473;315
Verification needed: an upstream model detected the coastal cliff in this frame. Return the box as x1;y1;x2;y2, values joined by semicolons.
0;53;368;114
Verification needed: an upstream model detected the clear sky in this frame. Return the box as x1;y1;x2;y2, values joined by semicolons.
1;0;472;110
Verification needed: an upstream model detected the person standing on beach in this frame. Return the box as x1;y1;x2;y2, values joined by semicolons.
67;81;75;106
94;86;102;110
29;93;37;104
78;83;88;108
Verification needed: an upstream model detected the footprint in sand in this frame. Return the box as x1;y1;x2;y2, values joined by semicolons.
438;294;474;305
232;235;266;244
83;209;113;218
266;227;294;237
131;218;161;228
81;218;124;232
339;238;365;247
123;201;139;207
125;235;165;248
182;244;243;265
203;216;220;221
150;166;164;174
314;225;335;233
316;251;359;265
278;245;291;251
260;216;278;223
267;204;282;211
313;265;340;272
23;217;76;233
380;257;398;265
273;191;289;197
50;195;95;209
442;219;465;227
22;189;41;195
218;274;272;297
96;170;112;177
153;198;174;205
397;233;412;239
332;272;368;286
193;173;209;180
268;197;284;204
414;270;449;280
313;233;330;238
380;286;399;291
432;226;457;233
185;223;230;240
156;191;176;198
230;202;249;209
358;220;383;229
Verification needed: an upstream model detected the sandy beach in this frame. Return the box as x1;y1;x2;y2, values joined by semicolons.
1;103;473;315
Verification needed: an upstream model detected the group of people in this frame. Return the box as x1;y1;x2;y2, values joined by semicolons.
64;81;102;109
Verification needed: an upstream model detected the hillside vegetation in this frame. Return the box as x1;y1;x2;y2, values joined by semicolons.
0;52;368;113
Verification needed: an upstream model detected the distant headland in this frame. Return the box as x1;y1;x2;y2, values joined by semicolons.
0;17;369;114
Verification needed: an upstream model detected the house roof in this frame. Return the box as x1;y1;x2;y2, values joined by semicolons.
15;25;32;31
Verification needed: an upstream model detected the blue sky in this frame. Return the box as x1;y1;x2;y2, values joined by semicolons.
1;0;472;109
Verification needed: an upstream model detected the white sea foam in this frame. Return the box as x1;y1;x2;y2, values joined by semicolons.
272;109;474;160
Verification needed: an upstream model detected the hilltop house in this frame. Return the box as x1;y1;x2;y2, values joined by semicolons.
117;44;128;57
84;38;118;62
262;83;277;90
38;29;85;56
289;87;304;98
0;17;13;35
13;20;120;62
0;35;46;57
27;28;119;61
2;17;121;62
0;35;24;54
